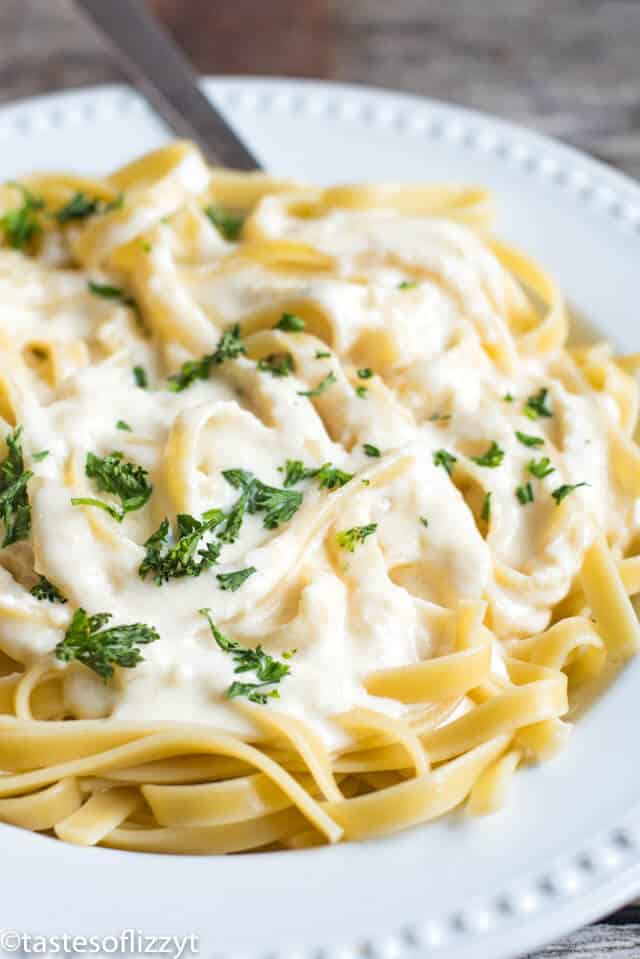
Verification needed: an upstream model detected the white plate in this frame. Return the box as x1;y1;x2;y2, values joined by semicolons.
2;78;640;959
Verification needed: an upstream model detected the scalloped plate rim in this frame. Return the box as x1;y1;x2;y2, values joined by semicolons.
0;77;640;959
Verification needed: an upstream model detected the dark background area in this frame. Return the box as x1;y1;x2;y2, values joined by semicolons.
1;0;639;179
1;1;639;955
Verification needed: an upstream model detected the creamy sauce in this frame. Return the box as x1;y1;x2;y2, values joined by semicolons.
0;178;636;750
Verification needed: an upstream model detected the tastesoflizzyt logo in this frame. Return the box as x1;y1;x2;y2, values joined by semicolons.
0;930;200;957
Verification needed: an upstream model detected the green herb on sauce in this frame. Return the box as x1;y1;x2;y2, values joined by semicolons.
30;575;66;604
54;608;159;681
200;607;293;704
336;523;378;552
471;441;504;468
168;324;246;391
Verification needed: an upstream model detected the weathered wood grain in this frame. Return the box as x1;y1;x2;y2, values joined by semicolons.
1;1;640;956
522;923;640;958
1;0;640;179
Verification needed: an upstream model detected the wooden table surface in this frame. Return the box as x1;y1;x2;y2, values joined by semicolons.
1;1;640;955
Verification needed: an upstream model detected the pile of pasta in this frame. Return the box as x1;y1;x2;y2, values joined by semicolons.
0;141;639;855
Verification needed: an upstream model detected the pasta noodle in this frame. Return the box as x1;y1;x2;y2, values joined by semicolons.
0;140;638;854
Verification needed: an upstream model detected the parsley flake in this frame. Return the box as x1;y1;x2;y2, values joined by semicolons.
71;451;152;523
54;608;158;681
133;366;148;388
471;441;504;468
0;183;44;250
139;511;224;585
168;324;246;391
336;523;378;552
54;192;100;224
481;491;492;523
200;608;293;704
516;482;534;505
363;443;381;458
298;371;336;398
30;575;66;604
515;431;544;448
216;567;257;591
523;388;552;420
398;280;418;290
551;482;589;505
88;280;137;310
528;457;555;479
282;459;353;490
433;448;457;476
357;368;374;380
116;420;132;432
222;469;303;531
275;312;305;333
32;450;49;462
315;350;331;359
204;204;244;241
0;427;32;546
257;352;294;377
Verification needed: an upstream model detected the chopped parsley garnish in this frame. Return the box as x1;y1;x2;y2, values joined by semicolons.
133;366;148;388
471;441;504;468
54;192;99;224
282;460;308;487
398;280;418;290
355;386;368;398
523;387;552;420
139;511;224;585
433;448;457;476
71;451;152;523
141;470;304;585
428;412;452;422
297;371;336;398
551;482;588;505
503;393;514;403
70;497;125;522
200;608;293;704
315;350;331;359
275;312;305;333
282;459;353;490
363;443;381;457
516;482;534;505
32;450;49;462
0;183;44;250
60;190;124;226
481;491;492;523
204;204;244;241
30;575;66;604
357;368;374;380
168;324;246;391
0;427;32;546
256;352;294;377
336;523;378;552
88;280;137;310
116;420;132;432
222;469;303;532
528;457;555;479
515;431;544;448
420;516;429;528
216;567;257;591
54;608;159;681
312;463;354;490
56;191;123;224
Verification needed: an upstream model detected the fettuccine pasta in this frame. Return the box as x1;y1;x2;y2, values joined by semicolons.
0;141;638;854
